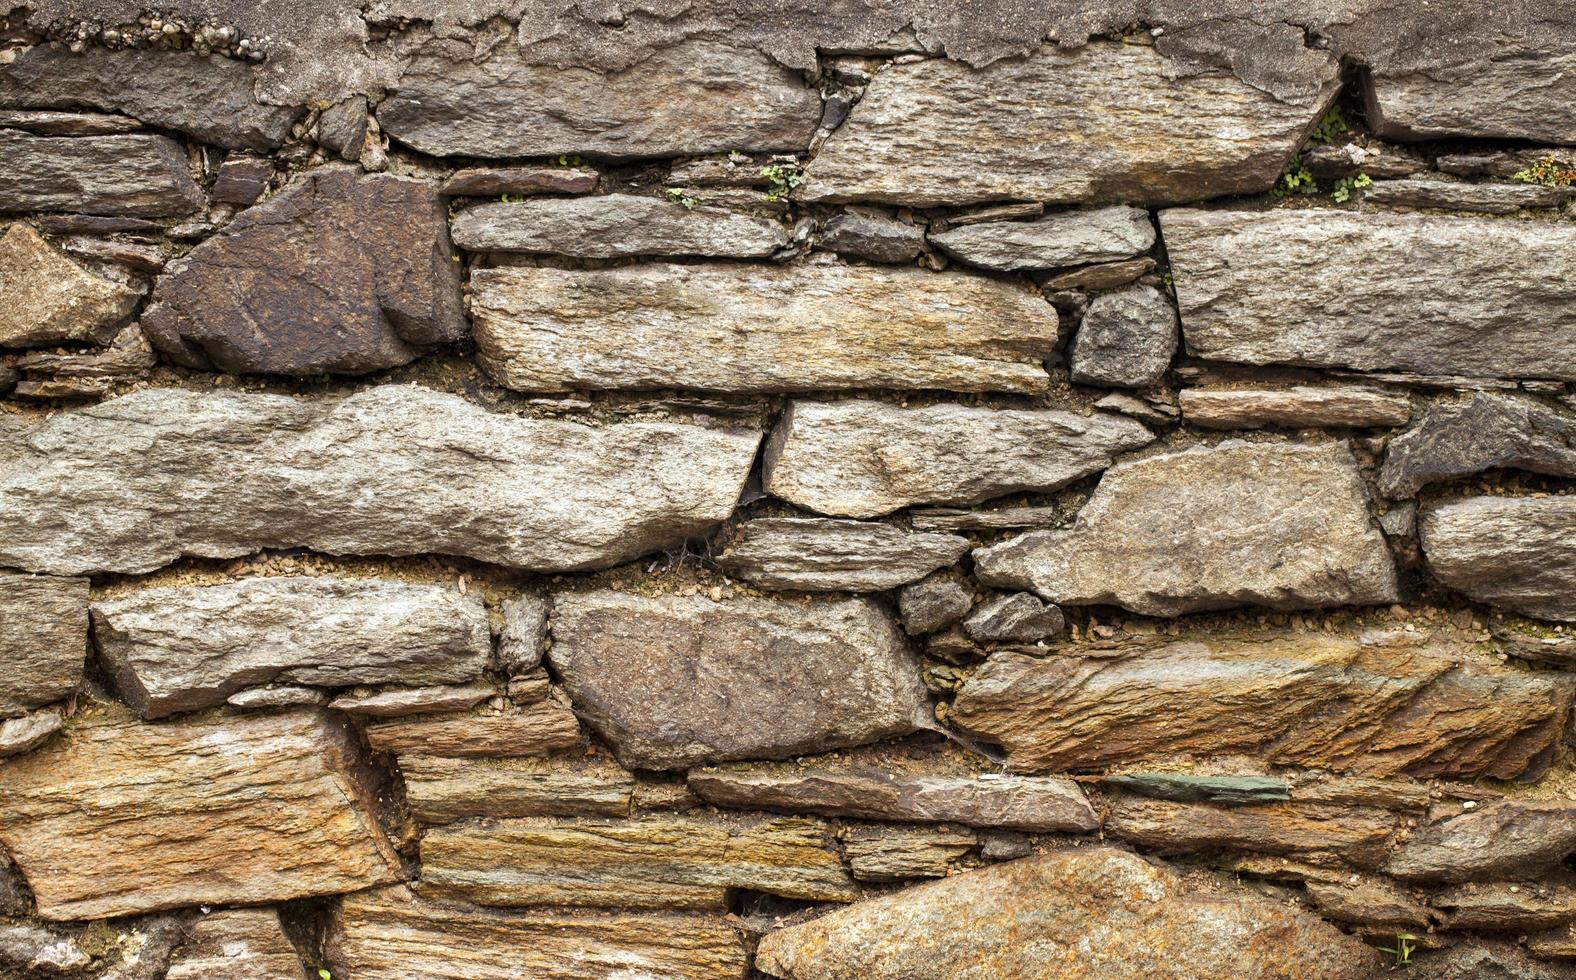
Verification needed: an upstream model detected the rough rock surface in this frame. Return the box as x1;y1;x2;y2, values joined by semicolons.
1163;208;1576;381
1387;801;1576;883
897;574;973;635
1180;386;1412;430
0;222;138;348
140;167;466;375
0;708;398;920
815;211;924;263
801;41;1335;207
164;909;302;980
92;576;490;718
755;847;1380;978
973;441;1397;616
928;206;1154;271
1101;774;1289;806
469;263;1058;395
1433;882;1576;931
328;682;494;718
1306;877;1434;928
1366;51;1576;143
763;400;1153;518
450;195;787;258
547;590;929;769
952;629;1573;778
1363;178;1575;214
843;824;976;881
0;130;204;216
362;702;583;759
382;38;820;159
961;592;1064;643
0;574;87;718
1104;795;1399;865
1069;284;1179;388
496;594;549;675
1380;393;1576;498
399;755;636;825
0;710;64;759
420;814;857;909
1421;497;1576;622
440;166;599;196
0;386;759;576
717;518;969;592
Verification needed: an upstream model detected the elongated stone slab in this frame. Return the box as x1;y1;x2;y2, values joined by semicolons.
973;441;1397;616
843;825;976;882
165;909;302;980
763;400;1153;518
755;848;1380;978
547;590;928;770
325;886;748;980
400;755;635;825
800;41;1335;207
92;576;490;718
329;682;495;718
1163;208;1576;381
363;702;582;759
421;814;857;909
1366;51;1576;143
1100;774;1289;807
450;195;786;258
1420;497;1576;622
0;130;204;216
0;574;87;718
952;629;1573;778
470;263;1058;395
1105;796;1399;866
0;222;138;348
1379;393;1576;498
1387;801;1576;883
1180;386;1412;430
0;386;759;576
382;38;820;159
716;518;969;592
0;709;399;920
928;206;1154;271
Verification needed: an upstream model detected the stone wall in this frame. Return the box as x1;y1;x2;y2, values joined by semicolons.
1;2;1575;977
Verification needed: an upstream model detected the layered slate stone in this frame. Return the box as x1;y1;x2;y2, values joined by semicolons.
1387;801;1576;883
1363;178;1575;214
328;682;495;718
0;386;760;576
754;848;1380;978
0;46;298;151
0;131;204;216
1379;393;1576;498
1162;208;1576;381
951;629;1574;778
91;576;491;718
440;166;599;196
763;400;1153;518
972;441;1397;616
1433;882;1576;931
469;263;1058;395
799;41;1336;207
0;710;64;759
0;223;138;348
363;702;583;759
165;909;302;980
716;518;969;592
140;167;466;375
1101;774;1288;806
1420;497;1576;622
381;38;820;159
897;575;973;635
843;825;976;882
1366;52;1576;143
962;593;1064;643
816;211;924;263
0;708;399;920
1104;796;1399;866
547;591;929;770
0;574;87;718
400;755;636;825
325;886;748;980
1180;386;1412;430
928;206;1154;272
420;814;857;909
450;195;786;258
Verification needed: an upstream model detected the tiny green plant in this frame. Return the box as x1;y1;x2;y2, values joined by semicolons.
1273;155;1316;196
1307;105;1349;145
556;154;582;167
318;970;332;980
1331;172;1372;203
760;163;804;202
665;187;698;209
1377;932;1417;967
1511;157;1576;187
499;193;522;203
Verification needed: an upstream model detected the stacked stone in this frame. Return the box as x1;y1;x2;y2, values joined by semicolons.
1;6;1576;978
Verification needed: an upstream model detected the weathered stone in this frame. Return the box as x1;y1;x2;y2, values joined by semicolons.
227;685;328;710
363;702;582;759
451;195;786;258
0;131;204;216
0;708;398;920
400;755;635;825
92;576;490;718
842;824;975;881
1162;208;1576;381
1366;52;1576;143
1068;284;1178;388
1421;497;1576;622
0;922;92;975
973;441;1397;616
328;682;495;718
165;909;301;980
1492;622;1576;669
1436;148;1576;179
141;167;465;375
1387;801;1576;883
0;108;140;135
0;222;137;348
1364;178;1575;214
1043;257;1155;291
1294;776;1432;813
1528;922;1576;961
0;709;63;758
755;847;1380;979
961;593;1064;643
815;210;924;263
717;518;968;592
0;385;759;576
0;574;87;720
1100;774;1289;807
1305;878;1434;928
210;154;272;206
764;399;1153;518
547;590;928;770
1434;882;1576;932
897;574;973;635
1105;795;1398;866
1410;941;1573;980
952;629;1573;778
470;263;1058;395
929;206;1153;272
909;505;1066;532
382;38;820;159
421;814;857;909
325;885;748;980
688;748;1097;833
1302;141;1428;179
1180;385;1413;430
1380;394;1576;498
496;593;548;675
317;96;368;160
0;46;298;150
441;166;599;196
947;202;1045;225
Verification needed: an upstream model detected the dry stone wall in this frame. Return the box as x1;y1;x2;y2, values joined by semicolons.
1;2;1575;977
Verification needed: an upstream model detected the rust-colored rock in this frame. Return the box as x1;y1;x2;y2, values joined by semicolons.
399;754;635;824
1104;795;1400;866
0;222;138;348
1387;800;1576;884
841;824;976;882
165;908;302;980
363;701;582;759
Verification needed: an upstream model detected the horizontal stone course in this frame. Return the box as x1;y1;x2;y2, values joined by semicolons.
716;518;969;592
450;195;787;258
1421;496;1576;622
0;130;204;216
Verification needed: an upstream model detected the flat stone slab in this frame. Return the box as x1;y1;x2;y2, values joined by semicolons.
165;909;302;980
1101;773;1289;806
470;262;1058;395
440;166;599;196
0;222;138;348
972;441;1398;617
1363;178;1575;214
800;41;1335;207
399;755;636;825
1387;800;1576;883
0;574;87;719
928;206;1154;271
1180;385;1413;430
763;399;1153;518
0;130;204;216
1162;208;1576;381
716;518;969;592
1104;795;1399;867
362;702;583;759
1421;496;1576;622
327;682;495;718
450;195;786;258
547;590;929;770
1366;51;1576;143
91;576;491;718
0;708;399;920
1379;393;1576;498
0;385;760;576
